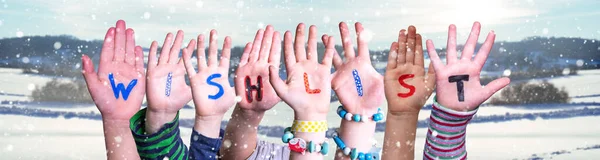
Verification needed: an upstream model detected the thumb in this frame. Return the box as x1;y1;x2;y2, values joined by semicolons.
425;62;436;94
268;65;288;98
484;77;510;98
81;54;99;85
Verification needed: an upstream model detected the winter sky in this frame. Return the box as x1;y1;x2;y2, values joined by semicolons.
0;0;599;49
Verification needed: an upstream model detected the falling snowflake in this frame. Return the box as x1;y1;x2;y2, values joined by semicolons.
196;1;204;8
576;59;584;67
54;41;62;50
322;16;330;24
21;57;29;64
503;69;511;76
16;31;23;37
236;1;244;9
27;84;35;91
143;12;151;20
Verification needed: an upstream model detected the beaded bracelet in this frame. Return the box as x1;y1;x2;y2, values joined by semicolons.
281;127;329;155
332;131;380;160
337;106;384;122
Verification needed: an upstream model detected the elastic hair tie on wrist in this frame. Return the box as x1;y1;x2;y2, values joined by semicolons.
337;106;384;122
281;127;329;155
332;131;379;160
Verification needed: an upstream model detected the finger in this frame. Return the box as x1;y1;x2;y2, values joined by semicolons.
446;24;458;64
283;31;296;71
158;33;174;65
239;42;252;66
386;42;398;70
147;41;158;71
182;42;197;77
220;36;232;69
339;22;355;59
81;55;101;93
125;29;136;65
322;36;335;67
259;25;274;62
99;27;115;66
355;22;369;58
197;34;208;70
294;23;307;61
397;29;407;65
307;25;318;61
168;30;184;64
134;46;144;72
81;54;98;83
462;22;481;61
269;31;282;67
268;65;288;98
415;34;425;67
425;62;436;91
249;29;265;62
322;34;342;69
113;20;126;62
426;39;445;69
474;31;496;69
182;39;196;64
484;77;511;98
406;26;417;64
208;30;219;67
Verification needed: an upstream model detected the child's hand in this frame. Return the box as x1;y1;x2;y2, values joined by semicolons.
324;22;384;115
146;30;193;116
234;25;282;112
82;20;145;122
427;22;510;111
269;23;335;120
384;26;436;114
182;30;235;119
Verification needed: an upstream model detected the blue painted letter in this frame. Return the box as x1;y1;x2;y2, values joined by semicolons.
352;69;364;97
165;72;173;97
108;73;138;100
207;73;224;100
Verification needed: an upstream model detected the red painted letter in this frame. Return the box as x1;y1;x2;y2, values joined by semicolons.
304;73;321;94
397;74;416;98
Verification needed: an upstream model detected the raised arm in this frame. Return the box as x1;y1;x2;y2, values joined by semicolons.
131;30;194;159
381;26;436;160
182;30;235;159
322;22;385;160
423;22;510;159
220;25;284;160
81;20;144;160
269;23;335;160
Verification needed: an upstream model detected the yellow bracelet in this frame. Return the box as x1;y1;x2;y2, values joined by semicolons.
291;120;328;133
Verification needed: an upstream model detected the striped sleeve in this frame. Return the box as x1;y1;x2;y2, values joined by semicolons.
129;108;188;160
423;98;478;160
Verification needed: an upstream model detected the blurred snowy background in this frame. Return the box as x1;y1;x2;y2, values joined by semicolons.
1;0;600;159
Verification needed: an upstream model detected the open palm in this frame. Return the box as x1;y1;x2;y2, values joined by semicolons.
183;30;235;117
234;25;282;111
269;23;335;118
427;22;510;111
146;30;193;114
325;22;384;114
82;20;145;121
384;26;436;114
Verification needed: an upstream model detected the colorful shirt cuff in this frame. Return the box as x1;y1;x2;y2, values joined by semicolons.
129;108;188;160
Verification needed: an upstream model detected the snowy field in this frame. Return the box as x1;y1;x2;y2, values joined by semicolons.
1;68;600;159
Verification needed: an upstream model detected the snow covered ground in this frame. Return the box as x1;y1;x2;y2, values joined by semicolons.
1;68;600;159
